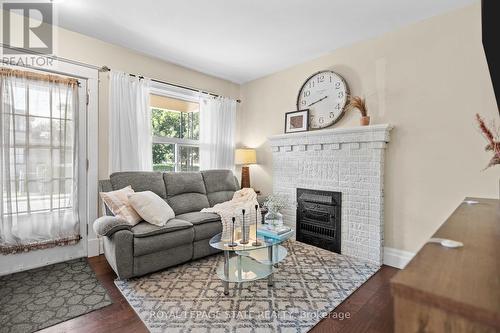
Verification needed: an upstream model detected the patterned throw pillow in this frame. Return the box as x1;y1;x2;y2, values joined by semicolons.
100;186;142;226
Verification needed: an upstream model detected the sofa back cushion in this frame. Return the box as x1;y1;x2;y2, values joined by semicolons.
110;172;167;198
163;172;210;215
201;170;239;206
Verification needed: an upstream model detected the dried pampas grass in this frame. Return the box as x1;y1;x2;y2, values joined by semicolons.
348;96;368;117
476;113;500;169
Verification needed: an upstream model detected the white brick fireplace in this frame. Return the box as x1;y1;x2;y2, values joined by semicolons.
268;124;393;265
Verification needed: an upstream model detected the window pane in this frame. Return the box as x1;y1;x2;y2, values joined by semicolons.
52;179;73;209
179;146;199;171
29;116;51;145
152;143;175;171
27;181;51;211
8;115;26;146
28;148;52;181
152;108;181;138
6;148;26;181
7;181;27;213
180;111;199;140
29;84;51;117
12;85;27;115
52;119;73;147
52;88;73;119
52;149;73;178
150;95;200;140
151;108;199;140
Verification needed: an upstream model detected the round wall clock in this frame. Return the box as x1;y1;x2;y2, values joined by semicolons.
296;70;349;129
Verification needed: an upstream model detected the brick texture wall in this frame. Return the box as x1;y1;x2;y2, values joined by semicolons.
269;124;392;265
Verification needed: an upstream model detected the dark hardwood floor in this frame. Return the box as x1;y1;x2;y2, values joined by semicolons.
40;255;398;333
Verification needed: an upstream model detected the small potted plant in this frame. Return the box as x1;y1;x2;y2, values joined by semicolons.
348;96;370;126
263;194;289;227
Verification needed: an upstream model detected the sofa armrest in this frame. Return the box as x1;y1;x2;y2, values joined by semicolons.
93;216;132;237
103;229;134;279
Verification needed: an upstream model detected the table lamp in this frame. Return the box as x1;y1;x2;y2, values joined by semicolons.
235;148;257;188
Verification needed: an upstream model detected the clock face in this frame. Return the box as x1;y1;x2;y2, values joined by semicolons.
296;71;349;129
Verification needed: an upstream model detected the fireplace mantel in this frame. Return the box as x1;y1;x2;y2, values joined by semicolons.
269;124;393;151
268;124;393;265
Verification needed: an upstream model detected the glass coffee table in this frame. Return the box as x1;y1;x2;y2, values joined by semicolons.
209;224;294;295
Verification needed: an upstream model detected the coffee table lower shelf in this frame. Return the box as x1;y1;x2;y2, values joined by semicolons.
215;255;274;283
215;244;289;295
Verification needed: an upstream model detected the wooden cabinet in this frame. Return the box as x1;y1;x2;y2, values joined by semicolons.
391;198;500;333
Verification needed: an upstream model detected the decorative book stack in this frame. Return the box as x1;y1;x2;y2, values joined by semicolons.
257;225;293;240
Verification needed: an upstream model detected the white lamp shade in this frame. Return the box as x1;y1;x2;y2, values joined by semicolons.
235;148;257;165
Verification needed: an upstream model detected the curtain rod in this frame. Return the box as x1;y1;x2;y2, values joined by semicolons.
100;66;241;103
1;44;241;103
1;44;102;71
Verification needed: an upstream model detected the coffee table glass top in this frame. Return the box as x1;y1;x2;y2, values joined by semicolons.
209;224;294;252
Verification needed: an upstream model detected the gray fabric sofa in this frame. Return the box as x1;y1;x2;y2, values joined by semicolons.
94;169;239;279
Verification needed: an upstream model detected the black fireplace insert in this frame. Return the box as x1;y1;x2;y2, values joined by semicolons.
296;188;341;253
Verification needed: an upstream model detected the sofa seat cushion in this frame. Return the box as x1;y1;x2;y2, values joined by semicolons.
131;219;193;238
176;212;221;225
134;228;194;257
193;221;222;241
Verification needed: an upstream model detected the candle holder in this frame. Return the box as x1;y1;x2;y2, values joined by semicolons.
226;217;237;247
240;209;249;244
252;204;262;246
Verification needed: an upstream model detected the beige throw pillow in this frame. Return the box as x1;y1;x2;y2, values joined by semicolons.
128;191;175;226
100;186;142;226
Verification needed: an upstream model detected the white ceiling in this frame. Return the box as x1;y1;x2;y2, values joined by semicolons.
56;0;475;83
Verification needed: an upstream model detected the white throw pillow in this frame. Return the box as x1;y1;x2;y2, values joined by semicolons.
128;191;175;226
100;186;142;226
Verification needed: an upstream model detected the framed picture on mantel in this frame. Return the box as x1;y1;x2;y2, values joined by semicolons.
285;109;309;133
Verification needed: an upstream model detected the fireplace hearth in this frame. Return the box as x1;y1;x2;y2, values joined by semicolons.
296;188;341;254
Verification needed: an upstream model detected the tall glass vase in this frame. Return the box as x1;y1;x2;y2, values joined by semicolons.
236;209;251;243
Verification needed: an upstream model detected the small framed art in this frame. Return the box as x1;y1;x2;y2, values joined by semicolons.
285;109;309;133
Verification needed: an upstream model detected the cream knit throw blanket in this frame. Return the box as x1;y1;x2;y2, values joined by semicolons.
202;188;261;241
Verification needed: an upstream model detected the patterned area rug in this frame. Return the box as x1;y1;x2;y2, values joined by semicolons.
0;258;112;333
115;240;379;332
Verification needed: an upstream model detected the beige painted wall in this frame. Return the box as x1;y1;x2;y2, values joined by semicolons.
237;2;499;253
49;25;240;179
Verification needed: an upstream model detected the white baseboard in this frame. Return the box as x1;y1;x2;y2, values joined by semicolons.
383;247;415;269
87;237;103;257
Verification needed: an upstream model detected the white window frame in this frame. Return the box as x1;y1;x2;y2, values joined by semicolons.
0;58;99;275
150;82;200;172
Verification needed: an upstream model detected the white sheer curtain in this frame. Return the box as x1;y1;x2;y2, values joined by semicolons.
199;95;236;170
109;71;152;173
0;70;80;254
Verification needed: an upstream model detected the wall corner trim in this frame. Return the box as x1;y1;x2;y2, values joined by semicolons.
383;246;415;269
87;238;103;257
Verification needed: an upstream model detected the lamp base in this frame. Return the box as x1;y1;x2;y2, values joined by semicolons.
241;165;251;188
